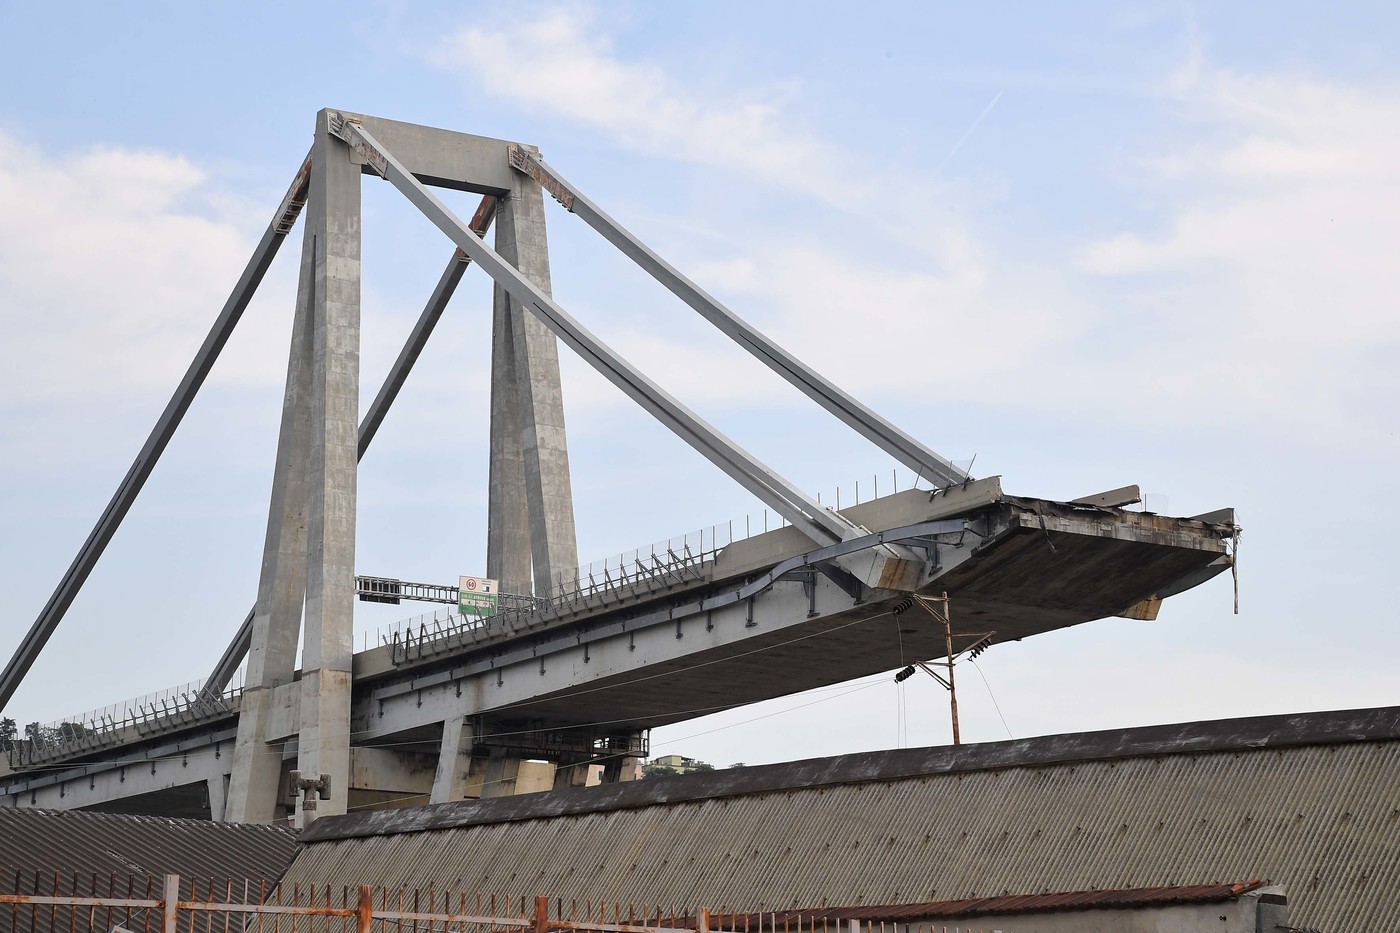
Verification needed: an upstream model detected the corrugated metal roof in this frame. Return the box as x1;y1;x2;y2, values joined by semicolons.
719;881;1265;923
285;707;1400;933
0;808;299;883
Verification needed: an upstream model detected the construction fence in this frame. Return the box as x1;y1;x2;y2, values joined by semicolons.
0;874;1007;933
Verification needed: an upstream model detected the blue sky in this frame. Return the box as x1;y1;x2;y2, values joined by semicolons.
0;2;1396;766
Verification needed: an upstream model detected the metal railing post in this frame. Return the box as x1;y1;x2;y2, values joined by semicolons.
534;897;549;933
357;886;374;933
162;875;180;933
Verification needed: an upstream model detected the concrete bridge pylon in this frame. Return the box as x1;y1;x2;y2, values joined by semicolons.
4;111;1241;830
225;113;581;824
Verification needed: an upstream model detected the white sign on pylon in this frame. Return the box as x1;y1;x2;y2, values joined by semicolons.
458;575;498;618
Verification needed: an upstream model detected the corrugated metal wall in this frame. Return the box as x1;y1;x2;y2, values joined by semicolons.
0;807;298;883
285;741;1400;933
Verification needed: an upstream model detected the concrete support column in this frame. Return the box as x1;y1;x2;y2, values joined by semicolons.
206;775;228;821
552;762;593;791
295;111;362;827
487;288;532;596
479;750;521;798
430;716;476;803
602;755;643;783
226;221;317;824
477;752;556;797
488;157;578;597
463;755;489;798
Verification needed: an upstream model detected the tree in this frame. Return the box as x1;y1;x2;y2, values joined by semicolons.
644;765;681;779
728;762;747;769
0;718;15;752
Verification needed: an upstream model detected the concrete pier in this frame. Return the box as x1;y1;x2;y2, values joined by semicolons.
488;151;578;597
226;185;319;824
294;113;362;826
430;716;477;803
227;112;363;827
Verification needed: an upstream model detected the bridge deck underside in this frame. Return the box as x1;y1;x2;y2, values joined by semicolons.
2;497;1229;792
484;520;1226;736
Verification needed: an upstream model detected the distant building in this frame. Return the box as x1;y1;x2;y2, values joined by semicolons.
643;754;712;776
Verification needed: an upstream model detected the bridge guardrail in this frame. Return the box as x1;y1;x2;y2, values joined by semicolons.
4;678;243;770
388;526;730;666
3;471;939;764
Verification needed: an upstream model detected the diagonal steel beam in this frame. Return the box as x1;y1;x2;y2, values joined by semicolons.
510;149;970;489
0;150;315;715
331;116;854;546
204;195;499;693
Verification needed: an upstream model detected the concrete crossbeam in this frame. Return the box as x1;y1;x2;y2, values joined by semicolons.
335;111;519;194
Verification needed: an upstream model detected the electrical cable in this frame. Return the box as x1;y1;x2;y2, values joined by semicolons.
968;658;1013;740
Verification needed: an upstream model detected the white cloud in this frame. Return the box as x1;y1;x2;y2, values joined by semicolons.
0;132;291;407
1078;67;1400;434
432;10;1069;419
432;11;1400;445
431;7;865;210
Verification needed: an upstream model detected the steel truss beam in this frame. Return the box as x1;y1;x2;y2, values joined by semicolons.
204;196;499;693
330;116;854;547
0;151;316;714
509;149;969;490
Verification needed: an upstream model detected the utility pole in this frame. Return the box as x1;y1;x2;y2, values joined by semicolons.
938;593;960;745
893;592;992;746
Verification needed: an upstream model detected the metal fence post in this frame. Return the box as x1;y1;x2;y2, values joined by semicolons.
357;886;374;933
534;897;550;933
162;875;180;933
699;909;710;933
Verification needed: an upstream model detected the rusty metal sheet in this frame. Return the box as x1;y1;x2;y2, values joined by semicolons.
0;808;297;888
714;880;1265;923
287;708;1400;932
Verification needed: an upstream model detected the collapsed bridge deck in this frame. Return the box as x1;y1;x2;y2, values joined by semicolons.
1;476;1235;816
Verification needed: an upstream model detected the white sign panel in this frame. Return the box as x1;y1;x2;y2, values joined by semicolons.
458;575;499;618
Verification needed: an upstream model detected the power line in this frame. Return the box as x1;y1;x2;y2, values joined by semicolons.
969;658;1013;740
